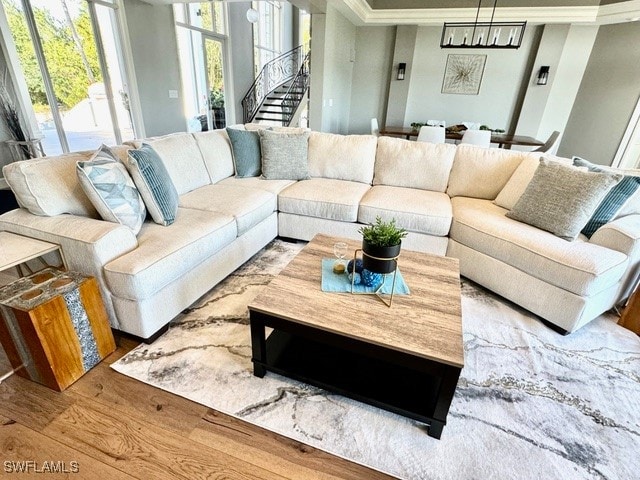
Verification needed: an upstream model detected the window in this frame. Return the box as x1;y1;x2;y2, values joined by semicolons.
174;3;229;131
0;0;139;155
253;1;283;76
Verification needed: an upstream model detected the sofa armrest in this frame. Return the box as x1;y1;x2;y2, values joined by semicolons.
590;214;640;300
0;209;138;329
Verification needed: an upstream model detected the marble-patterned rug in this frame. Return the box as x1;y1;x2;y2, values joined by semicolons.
111;240;640;480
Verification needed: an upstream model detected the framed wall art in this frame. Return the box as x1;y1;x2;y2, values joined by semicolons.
441;54;487;95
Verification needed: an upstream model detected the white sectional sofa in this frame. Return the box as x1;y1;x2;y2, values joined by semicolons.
1;128;638;341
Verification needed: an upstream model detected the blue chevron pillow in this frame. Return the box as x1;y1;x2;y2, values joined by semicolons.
573;157;640;238
77;145;146;234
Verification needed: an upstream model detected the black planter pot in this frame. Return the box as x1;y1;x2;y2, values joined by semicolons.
362;239;401;274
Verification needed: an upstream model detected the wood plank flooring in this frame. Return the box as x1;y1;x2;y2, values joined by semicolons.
0;336;394;480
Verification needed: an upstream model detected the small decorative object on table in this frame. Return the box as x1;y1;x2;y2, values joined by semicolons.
333;241;348;274
354;216;408;306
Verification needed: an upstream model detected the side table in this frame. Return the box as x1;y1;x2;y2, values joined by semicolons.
0;268;115;390
619;281;640;335
0;231;66;279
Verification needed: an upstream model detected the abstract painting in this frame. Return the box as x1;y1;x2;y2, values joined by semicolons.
442;54;487;95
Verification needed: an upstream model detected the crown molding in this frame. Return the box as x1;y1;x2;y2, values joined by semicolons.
597;0;640;24
338;0;640;25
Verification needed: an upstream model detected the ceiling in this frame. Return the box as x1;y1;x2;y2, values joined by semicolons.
139;0;640;25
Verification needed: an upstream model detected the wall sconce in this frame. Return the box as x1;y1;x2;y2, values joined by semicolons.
397;63;406;81
537;66;550;85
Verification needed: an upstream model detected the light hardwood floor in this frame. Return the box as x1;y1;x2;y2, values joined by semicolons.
0;336;393;480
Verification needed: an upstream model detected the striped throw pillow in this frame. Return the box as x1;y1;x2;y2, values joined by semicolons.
573;157;640;238
128;144;179;226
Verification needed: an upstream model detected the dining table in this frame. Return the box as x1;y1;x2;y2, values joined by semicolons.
379;126;545;149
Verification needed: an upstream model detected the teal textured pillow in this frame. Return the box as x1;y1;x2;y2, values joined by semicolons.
259;129;310;180
77;144;146;234
226;127;261;177
128;144;179;226
506;159;622;241
572;157;640;237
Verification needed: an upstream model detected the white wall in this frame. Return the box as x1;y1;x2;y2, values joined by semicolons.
228;2;255;124
403;25;540;131
310;5;356;133
123;0;185;136
559;22;640;165
348;26;395;134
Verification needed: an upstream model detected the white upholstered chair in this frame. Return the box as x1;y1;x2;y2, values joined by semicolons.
461;129;491;148
371;118;380;137
417;126;446;144
532;131;561;155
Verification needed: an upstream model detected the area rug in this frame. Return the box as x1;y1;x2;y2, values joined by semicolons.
111;240;640;480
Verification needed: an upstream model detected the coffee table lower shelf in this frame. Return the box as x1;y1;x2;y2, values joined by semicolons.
250;312;461;439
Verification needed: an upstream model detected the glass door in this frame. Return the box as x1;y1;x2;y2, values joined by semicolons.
203;36;225;130
1;0;137;155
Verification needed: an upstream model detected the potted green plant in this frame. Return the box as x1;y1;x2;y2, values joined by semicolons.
358;216;407;274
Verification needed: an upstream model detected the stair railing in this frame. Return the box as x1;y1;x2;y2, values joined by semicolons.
281;51;310;126
242;45;304;123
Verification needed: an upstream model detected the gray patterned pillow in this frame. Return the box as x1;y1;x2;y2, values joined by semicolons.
77;145;146;234
259;129;310;180
506;159;622;241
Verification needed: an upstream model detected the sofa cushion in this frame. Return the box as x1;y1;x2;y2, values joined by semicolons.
507;159;622;241
77;145;146;234
217;176;295;195
192;129;235;183
447;145;526;199
259;129;310;180
373;137;456;192
146;133;210;195
358;186;452;236
226;127;261;178
3;151;98;217
450;197;628;296
179;184;276;235
104;207;237;300
308;132;377;184
127;144;179;226
573;157;640;237
278;178;371;222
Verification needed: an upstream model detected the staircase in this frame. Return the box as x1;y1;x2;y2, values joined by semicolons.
242;46;310;126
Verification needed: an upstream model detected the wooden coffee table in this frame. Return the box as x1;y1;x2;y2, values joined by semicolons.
248;234;464;439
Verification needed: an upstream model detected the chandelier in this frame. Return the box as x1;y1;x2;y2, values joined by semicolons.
441;0;526;49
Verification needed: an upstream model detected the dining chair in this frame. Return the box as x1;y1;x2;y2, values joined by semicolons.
532;131;561;155
371;118;380;137
461;129;491;148
417;126;445;144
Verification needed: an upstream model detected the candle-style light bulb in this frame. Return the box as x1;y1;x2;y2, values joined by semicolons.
492;28;501;45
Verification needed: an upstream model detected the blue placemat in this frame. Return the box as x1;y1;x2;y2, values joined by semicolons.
321;259;410;295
